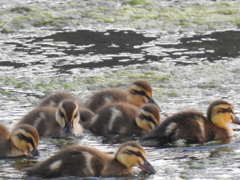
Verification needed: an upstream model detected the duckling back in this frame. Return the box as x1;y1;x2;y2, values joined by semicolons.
143;111;211;144
25;145;110;178
84;102;140;136
85;89;127;112
0;124;10;140
16;107;62;138
84;102;160;136
38;91;82;108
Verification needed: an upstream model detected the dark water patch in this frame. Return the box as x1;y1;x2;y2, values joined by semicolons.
0;61;27;68
158;30;240;62
33;30;155;55
3;30;240;72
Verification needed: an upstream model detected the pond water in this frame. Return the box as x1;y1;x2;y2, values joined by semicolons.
1;19;240;180
0;0;240;180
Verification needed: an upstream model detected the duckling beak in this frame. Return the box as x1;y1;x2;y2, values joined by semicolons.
232;116;240;125
63;122;73;135
148;97;161;110
27;148;40;157
139;159;156;174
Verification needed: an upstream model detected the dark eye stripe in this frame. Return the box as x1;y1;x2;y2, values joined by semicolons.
73;113;77;118
219;108;234;113
132;90;146;96
18;133;35;148
140;114;157;126
59;110;65;118
127;150;145;159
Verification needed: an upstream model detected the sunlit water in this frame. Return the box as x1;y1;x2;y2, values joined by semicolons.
1;28;240;180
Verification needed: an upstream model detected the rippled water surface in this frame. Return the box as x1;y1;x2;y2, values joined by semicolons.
1;1;240;180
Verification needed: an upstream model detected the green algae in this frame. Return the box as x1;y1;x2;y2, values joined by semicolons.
0;67;174;100
10;6;31;14
0;90;12;95
125;0;151;6
1;1;240;33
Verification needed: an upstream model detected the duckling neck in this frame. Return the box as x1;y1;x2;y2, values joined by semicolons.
101;158;133;177
0;140;24;157
207;122;234;141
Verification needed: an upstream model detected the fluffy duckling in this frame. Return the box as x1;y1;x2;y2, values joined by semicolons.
142;100;240;145
85;80;160;112
0;124;39;158
38;92;94;124
25;141;156;178
84;102;160;136
16;100;83;138
38;91;82;108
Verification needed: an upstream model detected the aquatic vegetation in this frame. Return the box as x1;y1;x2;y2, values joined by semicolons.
0;1;240;33
1;0;240;179
125;0;151;6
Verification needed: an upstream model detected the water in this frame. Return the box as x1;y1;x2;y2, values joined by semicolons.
1;10;240;180
1;28;240;179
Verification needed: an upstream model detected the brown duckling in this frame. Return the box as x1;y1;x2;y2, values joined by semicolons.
85;80;160;112
0;124;39;158
16;100;83;138
142;100;240;145
38;91;82;108
84;102;160;136
25;141;156;178
38;91;94;124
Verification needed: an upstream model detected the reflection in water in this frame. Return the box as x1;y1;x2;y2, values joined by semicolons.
3;30;240;71
158;30;240;64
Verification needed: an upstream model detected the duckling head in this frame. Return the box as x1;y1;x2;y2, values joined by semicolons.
115;142;156;174
207;100;240;128
127;80;160;109
56;100;83;136
135;104;161;132
10;124;39;157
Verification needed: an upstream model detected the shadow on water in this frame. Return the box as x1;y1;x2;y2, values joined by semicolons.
159;30;240;65
3;30;240;72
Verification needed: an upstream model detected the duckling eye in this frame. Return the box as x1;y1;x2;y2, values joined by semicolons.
226;107;233;113
135;151;142;157
127;150;142;157
218;108;233;113
59;111;65;118
132;90;146;96
73;114;77;119
18;133;35;148
140;114;157;126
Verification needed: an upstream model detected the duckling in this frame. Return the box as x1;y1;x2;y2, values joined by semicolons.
38;91;82;108
79;108;94;124
25;141;156;178
38;91;93;124
84;102;160;136
85;80;160;112
0;124;39;158
16;100;83;138
142;100;240;145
